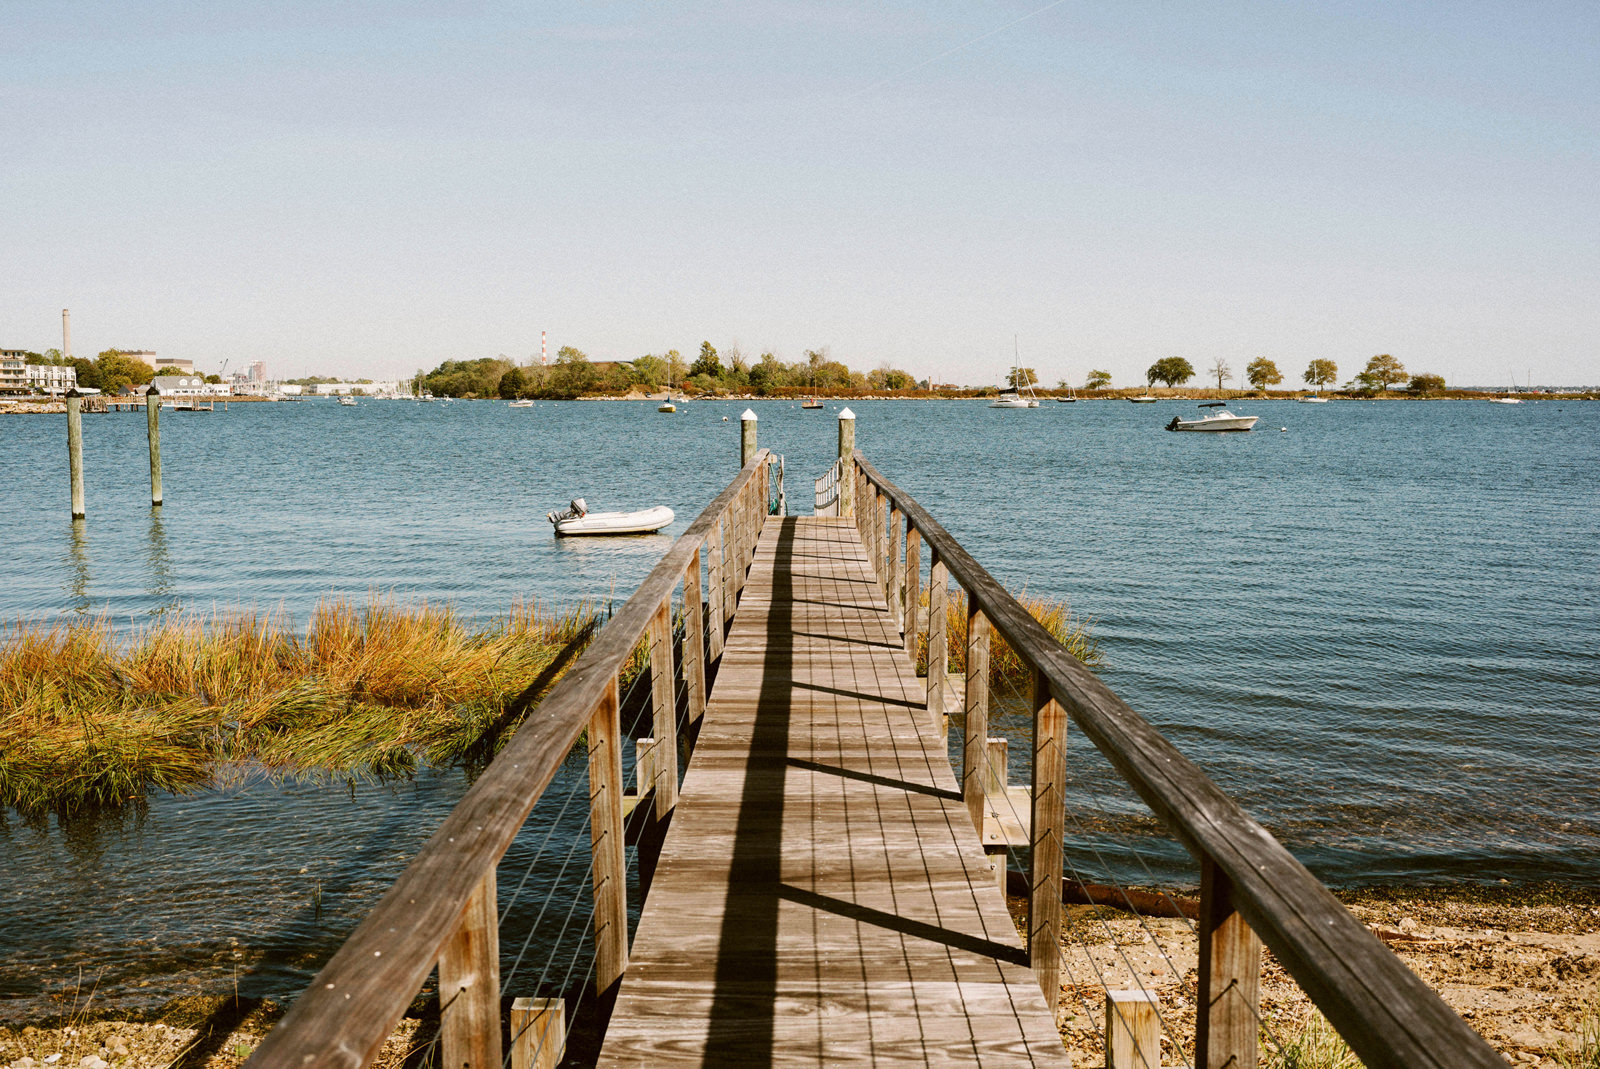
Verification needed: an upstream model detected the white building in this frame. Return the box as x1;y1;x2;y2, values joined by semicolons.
312;381;402;396
150;375;208;397
0;351;26;394
26;363;76;394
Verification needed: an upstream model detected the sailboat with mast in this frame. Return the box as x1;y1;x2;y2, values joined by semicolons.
990;337;1040;408
658;355;677;412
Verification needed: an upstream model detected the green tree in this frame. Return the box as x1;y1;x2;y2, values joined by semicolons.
1357;354;1406;393
631;355;667;390
690;341;722;378
69;358;100;391
1084;369;1112;391
1246;357;1283;391
1148;357;1195;388
1303;359;1338;390
498;367;528;398
94;350;156;394
1407;373;1446;396
551;346;596;396
204;374;223;384
1006;367;1039;390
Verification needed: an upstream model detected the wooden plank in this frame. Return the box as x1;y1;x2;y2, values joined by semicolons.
437;873;501;1069
682;549;707;724
963;606;991;835
887;506;903;632
851;452;1503;1069
250;452;769;1069
926;551;948;735
1198;855;1262;1069
648;601;679;819
903;524;921;661
589;678;628;994
1029;667;1065;1011
600;517;1065;1066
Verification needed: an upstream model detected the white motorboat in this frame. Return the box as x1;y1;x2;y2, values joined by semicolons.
508;399;533;408
1165;402;1259;432
1297;394;1328;403
338;396;358;407
1486;396;1522;404
1127;394;1159;403
547;499;674;537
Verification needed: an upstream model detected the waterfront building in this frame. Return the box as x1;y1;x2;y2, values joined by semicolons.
0;351;26;394
148;354;193;374
150;375;207;397
25;363;76;395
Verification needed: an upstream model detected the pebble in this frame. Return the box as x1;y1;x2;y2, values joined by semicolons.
79;1057;108;1069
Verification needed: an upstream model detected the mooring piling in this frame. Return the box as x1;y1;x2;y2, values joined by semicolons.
740;408;758;468
66;389;85;520
146;385;163;507
837;406;855;517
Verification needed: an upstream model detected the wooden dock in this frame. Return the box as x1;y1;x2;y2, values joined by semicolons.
600;517;1066;1065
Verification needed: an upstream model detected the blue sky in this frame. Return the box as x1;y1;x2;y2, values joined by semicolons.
3;2;1596;386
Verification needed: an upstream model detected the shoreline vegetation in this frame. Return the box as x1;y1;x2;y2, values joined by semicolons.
1;590;1092;816
1;883;1593;1066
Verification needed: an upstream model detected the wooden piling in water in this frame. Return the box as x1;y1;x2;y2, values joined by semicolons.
66;391;85;520
740;408;758;468
146;386;163;507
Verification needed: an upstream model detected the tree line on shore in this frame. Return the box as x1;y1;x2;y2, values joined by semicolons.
415;343;1453;400
12;349;221;394
415;342;921;400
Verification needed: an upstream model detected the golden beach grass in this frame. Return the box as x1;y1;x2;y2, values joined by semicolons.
915;588;1102;680
0;596;601;815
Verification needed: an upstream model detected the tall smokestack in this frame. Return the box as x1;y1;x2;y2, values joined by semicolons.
62;309;71;360
541;330;547;366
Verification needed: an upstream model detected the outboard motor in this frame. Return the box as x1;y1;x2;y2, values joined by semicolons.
1165;416;1181;432
547;498;589;524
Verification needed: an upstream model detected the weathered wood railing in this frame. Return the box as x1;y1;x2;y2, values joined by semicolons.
250;450;774;1069
847;450;1504;1069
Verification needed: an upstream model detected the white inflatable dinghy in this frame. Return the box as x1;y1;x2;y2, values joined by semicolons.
547;498;674;537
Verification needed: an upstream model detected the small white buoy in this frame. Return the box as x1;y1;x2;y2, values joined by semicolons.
1280;427;1287;432
722;415;729;421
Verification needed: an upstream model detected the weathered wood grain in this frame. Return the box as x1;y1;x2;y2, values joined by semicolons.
600;517;1066;1066
852;452;1505;1069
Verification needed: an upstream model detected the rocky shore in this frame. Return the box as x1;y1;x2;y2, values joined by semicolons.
3;885;1596;1068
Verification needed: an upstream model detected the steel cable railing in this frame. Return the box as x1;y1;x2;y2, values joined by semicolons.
849;449;1505;1069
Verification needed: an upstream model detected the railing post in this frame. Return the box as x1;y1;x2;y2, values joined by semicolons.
902;524;921;661
926;550;948;733
1106;990;1160;1069
510;997;565;1069
706;524;725;660
963;605;991;835
887;505;903;625
1028;666;1066;1010
838;408;855;516
1197;855;1262;1069
876;491;888;581
438;872;502;1069
683;549;707;724
588;678;628;994
648;601;680;819
721;511;737;625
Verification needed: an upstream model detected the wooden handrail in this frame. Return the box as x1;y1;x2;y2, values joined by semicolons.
251;450;772;1069
851;451;1503;1069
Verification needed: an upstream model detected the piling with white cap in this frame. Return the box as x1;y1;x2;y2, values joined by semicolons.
837;407;855;516
740;408;758;467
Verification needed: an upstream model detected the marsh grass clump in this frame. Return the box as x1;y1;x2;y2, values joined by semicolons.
1559;993;1600;1069
1262;1011;1361;1069
915;587;1102;681
0;596;601;816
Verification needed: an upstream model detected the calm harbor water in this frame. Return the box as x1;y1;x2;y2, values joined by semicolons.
2;397;1597;1019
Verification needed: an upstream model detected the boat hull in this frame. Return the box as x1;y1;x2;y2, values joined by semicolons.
1169;415;1259;432
552;506;675;537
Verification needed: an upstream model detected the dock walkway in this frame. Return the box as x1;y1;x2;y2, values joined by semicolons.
600;516;1066;1065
